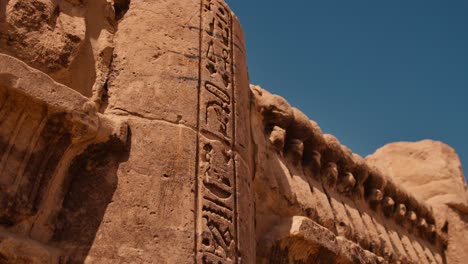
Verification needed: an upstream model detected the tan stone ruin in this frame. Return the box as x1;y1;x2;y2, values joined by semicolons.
0;0;467;263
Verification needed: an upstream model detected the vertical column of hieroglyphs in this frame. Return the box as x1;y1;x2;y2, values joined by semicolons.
197;0;237;263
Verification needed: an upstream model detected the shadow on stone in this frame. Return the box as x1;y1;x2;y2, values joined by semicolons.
52;133;131;263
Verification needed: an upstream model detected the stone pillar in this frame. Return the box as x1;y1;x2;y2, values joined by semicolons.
85;0;255;263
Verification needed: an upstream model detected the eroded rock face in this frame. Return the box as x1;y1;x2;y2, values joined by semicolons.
1;0;85;72
366;140;468;210
0;53;127;264
0;0;118;102
367;140;468;264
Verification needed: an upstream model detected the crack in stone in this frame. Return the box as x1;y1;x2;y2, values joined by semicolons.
109;108;198;133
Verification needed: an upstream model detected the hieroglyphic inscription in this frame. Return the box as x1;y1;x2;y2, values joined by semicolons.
200;0;233;143
199;141;235;263
197;0;237;263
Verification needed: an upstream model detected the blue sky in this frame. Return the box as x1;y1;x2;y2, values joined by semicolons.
225;0;468;182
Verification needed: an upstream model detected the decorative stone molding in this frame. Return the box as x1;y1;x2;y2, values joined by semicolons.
252;84;445;263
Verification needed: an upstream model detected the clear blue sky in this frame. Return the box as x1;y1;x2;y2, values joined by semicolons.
226;0;468;182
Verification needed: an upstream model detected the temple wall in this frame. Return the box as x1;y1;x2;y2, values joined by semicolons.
0;1;466;263
250;85;447;264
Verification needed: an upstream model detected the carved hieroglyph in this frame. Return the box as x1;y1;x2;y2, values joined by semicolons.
196;0;237;262
195;0;255;261
92;0;253;263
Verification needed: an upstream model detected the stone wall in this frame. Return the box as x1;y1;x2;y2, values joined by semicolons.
250;85;454;264
367;141;468;264
0;0;466;263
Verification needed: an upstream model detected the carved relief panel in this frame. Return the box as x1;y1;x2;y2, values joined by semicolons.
197;0;238;263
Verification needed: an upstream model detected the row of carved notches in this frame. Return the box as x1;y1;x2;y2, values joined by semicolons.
251;84;446;250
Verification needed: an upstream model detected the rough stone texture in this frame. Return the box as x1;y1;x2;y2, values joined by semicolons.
0;53;127;263
366;140;468;211
1;0;255;262
0;0;466;263
367;140;468;264
0;0;120;106
250;85;448;264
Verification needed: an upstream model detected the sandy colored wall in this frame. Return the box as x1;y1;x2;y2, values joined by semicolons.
0;1;466;263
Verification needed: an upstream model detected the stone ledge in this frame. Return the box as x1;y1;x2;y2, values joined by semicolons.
263;216;384;264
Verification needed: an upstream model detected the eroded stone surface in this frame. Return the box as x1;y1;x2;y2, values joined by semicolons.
367;140;468;264
0;53;127;263
367;140;468;211
0;0;119;103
